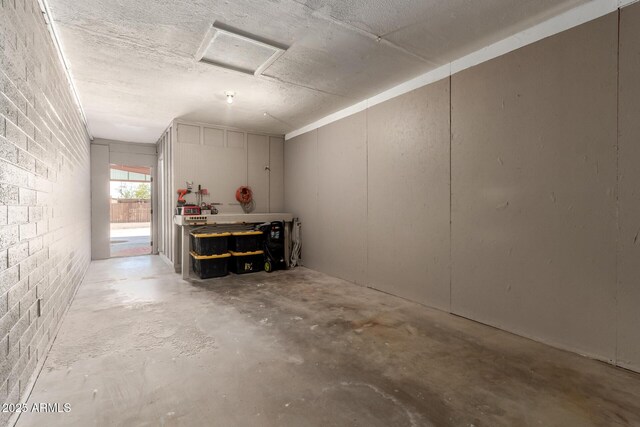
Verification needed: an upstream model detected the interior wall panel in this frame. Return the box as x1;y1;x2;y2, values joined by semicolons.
227;131;245;149
316;112;368;285
367;81;451;309
165;120;285;267
204;127;225;147
269;137;285;213
175;137;247;214
177;124;200;145
617;2;640;372
159;128;173;263
170;122;284;216
281;9;639;372
248;133;270;213
284;131;320;269
90;144;110;260
451;13;618;360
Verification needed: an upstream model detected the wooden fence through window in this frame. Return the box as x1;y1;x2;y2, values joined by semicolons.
110;200;151;223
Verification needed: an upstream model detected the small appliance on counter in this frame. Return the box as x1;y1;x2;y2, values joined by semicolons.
175;205;201;216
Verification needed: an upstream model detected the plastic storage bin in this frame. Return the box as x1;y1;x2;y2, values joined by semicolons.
229;231;264;252
190;231;230;255
229;250;264;274
191;251;230;279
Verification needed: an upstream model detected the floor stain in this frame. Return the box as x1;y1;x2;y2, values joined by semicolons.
16;257;640;427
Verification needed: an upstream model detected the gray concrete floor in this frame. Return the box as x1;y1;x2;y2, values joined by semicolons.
110;224;151;257
109;235;151;257
16;256;640;427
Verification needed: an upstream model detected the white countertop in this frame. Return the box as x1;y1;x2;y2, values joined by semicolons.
174;212;294;226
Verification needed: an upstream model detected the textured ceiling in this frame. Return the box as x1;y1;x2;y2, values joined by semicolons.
47;0;588;143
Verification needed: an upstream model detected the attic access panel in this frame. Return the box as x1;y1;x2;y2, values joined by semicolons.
196;22;287;76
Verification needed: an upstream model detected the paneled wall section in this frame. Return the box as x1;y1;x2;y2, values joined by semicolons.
451;13;618;361
157;120;284;268
284;8;640;372
0;0;92;418
368;83;450;309
617;4;640;373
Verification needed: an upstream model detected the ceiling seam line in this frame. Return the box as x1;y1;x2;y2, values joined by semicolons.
286;0;624;140
259;74;354;99
290;0;438;66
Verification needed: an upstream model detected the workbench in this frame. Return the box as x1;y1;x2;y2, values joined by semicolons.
174;213;294;280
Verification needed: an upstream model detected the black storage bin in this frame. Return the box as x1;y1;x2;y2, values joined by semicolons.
229;250;264;274
190;231;230;255
229;231;264;252
191;251;230;279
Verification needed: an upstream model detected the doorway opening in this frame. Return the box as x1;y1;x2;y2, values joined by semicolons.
110;165;152;257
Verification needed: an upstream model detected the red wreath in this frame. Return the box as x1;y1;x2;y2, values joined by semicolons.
235;186;253;204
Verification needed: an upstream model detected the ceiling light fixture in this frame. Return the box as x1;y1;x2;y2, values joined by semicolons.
225;91;235;104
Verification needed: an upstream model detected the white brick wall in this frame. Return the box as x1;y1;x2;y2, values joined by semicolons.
0;0;91;422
